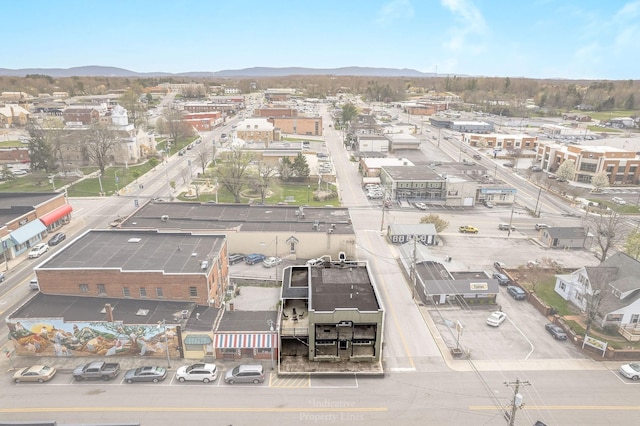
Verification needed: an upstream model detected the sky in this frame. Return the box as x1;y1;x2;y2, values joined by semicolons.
2;0;639;80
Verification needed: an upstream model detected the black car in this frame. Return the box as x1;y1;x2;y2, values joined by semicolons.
48;232;66;246
545;323;567;340
507;285;527;300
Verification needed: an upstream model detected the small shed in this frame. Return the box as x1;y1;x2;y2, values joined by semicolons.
540;227;588;249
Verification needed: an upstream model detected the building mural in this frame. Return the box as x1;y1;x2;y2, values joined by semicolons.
7;319;180;359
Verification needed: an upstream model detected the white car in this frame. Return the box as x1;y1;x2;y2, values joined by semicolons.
262;257;283;268
619;363;640;380
175;363;218;383
612;197;627;205
28;243;49;258
415;203;427;210
486;311;507;327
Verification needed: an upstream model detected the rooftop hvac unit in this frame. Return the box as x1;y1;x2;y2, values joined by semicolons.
161;215;169;222
181;310;189;319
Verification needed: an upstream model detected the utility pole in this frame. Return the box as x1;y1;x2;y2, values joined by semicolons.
411;236;418;300
507;195;517;238
533;187;542;217
504;377;530;426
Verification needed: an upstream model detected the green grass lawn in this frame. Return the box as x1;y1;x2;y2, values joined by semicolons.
530;278;575;316
179;179;340;207
67;162;156;197
0;140;24;147
0;171;77;193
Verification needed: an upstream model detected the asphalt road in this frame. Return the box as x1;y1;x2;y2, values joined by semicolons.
2;368;640;425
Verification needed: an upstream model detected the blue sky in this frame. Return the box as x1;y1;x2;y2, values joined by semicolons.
2;0;639;79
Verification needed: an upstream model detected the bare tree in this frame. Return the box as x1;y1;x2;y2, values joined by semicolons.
585;210;623;261
253;162;278;204
214;146;254;203
419;214;450;233
194;143;211;174
85;122;118;175
160;107;192;149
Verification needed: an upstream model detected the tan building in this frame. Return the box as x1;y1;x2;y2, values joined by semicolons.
116;202;356;262
538;143;640;185
0;104;30;127
463;133;538;151
268;116;323;137
235;118;278;145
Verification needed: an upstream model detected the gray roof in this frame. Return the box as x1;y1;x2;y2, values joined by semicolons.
389;223;437;236
9;293;198;325
281;266;311;299
310;263;381;312
382;166;444;181
416;262;498;295
120;202;354;235
0;192;63;226
600;252;640;293
546;227;587;239
216;311;278;332
38;229;226;274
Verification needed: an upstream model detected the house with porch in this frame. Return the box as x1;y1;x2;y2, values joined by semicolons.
554;252;640;329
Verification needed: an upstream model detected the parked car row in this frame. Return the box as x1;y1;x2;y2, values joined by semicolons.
13;362;264;385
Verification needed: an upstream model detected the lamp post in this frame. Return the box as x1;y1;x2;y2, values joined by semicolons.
115;169;121;195
97;173;104;196
268;320;275;370
158;319;171;368
307;185;310;202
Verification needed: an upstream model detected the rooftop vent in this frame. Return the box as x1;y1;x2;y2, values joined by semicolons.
128;238;141;243
161;215;169;221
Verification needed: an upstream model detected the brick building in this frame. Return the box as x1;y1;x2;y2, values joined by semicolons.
34;229;229;307
268;116;323;136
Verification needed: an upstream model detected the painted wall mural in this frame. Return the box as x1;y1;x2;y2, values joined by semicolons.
7;319;180;358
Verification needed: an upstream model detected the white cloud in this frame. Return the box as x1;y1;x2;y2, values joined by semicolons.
440;0;488;52
375;0;415;27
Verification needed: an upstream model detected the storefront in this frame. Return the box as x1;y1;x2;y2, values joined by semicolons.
10;220;48;256
213;332;277;361
39;204;73;231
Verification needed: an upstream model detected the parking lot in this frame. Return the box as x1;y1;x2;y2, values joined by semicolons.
431;286;588;361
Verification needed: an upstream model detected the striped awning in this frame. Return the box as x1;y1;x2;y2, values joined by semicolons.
214;333;275;349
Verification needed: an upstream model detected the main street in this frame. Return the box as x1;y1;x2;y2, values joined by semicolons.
2;367;639;425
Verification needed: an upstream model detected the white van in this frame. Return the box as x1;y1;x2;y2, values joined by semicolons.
29;278;39;291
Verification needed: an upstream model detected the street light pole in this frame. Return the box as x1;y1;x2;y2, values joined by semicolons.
159;319;171;368
268;320;275;370
307;184;310;202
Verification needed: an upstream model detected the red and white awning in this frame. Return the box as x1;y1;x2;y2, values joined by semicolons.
214;333;275;349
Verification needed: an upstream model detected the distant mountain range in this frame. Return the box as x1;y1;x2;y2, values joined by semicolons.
0;66;440;78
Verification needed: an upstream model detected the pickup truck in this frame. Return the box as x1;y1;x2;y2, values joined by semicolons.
73;361;121;381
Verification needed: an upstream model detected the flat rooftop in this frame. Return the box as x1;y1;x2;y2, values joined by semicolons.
120;202;354;235
39;229;226;274
310;262;381;312
9;293;199;325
